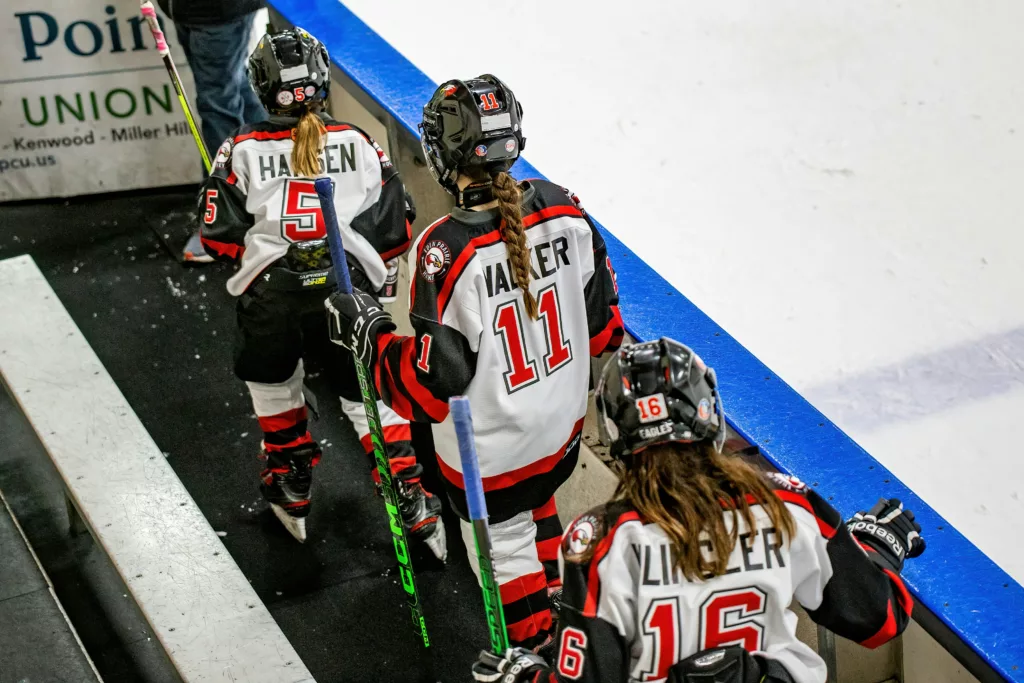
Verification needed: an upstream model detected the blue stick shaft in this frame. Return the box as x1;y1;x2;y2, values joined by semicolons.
313;177;353;295
450;396;488;522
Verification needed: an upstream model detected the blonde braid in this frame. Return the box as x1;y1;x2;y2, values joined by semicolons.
491;171;537;319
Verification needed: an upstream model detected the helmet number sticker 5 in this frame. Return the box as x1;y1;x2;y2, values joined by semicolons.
636;394;667;423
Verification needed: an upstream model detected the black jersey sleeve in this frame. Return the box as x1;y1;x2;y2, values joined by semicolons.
348;128;413;261
198;137;252;261
583;214;624;356
372;217;480;423
771;475;915;648
374;317;476;424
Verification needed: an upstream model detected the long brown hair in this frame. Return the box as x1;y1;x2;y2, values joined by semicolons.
291;104;326;178
617;441;796;581
490;170;537;319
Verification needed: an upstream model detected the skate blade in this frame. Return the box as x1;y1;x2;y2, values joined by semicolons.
270;504;307;543
422;520;447;563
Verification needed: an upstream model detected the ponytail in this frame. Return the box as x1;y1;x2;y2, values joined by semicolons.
491;171;537;319
291;106;326;178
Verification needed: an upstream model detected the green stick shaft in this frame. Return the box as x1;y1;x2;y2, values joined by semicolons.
357;360;431;647
473;518;509;653
314;177;430;650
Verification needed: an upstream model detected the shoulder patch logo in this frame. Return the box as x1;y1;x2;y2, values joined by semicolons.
766;471;807;493
420;240;451;282
214;139;233;169
564;514;599;558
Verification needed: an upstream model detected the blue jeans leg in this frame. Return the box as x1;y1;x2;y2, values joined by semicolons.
174;14;268;157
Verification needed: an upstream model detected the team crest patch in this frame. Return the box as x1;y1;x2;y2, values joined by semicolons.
564;514;599;558
213;139;233;169
420;240;451;282
765;471;807;492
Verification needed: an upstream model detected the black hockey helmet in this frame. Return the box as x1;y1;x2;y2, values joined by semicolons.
419;75;526;195
596;338;726;458
248;28;331;116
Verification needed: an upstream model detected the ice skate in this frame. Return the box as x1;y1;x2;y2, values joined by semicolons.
182;231;214;264
259;442;321;542
396;465;447;562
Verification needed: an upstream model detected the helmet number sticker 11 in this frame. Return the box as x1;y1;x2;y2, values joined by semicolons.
636;394;667;423
479;92;499;111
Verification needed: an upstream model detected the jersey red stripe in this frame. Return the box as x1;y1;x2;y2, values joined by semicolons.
376;334;416;421
257;406;308;433
535;537;561;563
379;237;411;262
522;204;583;228
860;600;897;649
233;124;353;145
437;418;585;491
398;336;449;422
583;511;642;617
436;229;502;319
200;235;243;259
773;490;837;539
884;568;914;615
225;170;238;185
589;305;624;356
532;496;559;521
233;129;292;143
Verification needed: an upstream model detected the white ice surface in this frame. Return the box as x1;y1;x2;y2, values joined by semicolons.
339;0;1024;581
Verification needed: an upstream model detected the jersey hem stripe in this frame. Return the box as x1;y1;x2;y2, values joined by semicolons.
437;417;585;491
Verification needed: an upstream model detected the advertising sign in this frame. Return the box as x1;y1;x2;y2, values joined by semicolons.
1;1;204;200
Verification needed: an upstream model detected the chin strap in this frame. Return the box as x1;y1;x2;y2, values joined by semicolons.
456;182;494;209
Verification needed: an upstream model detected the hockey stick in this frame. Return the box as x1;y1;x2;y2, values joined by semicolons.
140;1;211;173
313;177;431;650
449;396;510;654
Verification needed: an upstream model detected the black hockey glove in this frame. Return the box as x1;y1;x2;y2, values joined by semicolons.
846;498;926;573
325;289;396;368
472;648;550;683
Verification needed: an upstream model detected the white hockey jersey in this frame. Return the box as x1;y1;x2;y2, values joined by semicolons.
372;179;624;521
198;114;410;296
549;475;915;683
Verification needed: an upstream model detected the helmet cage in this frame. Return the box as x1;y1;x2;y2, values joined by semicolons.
596;338;726;458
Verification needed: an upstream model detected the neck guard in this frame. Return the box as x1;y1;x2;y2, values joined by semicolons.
456;182;494;209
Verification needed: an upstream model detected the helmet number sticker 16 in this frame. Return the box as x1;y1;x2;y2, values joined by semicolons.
636;394;667;423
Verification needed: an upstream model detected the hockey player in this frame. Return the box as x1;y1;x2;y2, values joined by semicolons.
325;75;624;647
197;27;445;552
471;337;925;683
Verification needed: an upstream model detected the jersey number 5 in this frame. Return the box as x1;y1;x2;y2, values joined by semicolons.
641;588;766;681
493;284;573;394
280;178;326;242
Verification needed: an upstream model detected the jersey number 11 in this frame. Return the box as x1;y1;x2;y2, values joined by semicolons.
493;284;573;394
